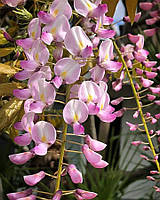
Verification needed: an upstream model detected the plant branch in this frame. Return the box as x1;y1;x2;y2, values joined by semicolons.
113;40;160;172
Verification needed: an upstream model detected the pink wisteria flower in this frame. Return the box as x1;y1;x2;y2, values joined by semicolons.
67;164;83;184
64;26;93;58
24;171;45;186
7;189;32;200
52;190;62;200
2;0;27;7
74;189;97;200
53;58;81;88
9;152;34;165
82;144;108;168
85;134;106;151
32;121;56;155
63;99;89;135
14;112;35;146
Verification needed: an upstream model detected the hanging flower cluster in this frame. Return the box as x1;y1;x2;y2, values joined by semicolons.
6;0;121;199
5;0;160;199
139;0;160;37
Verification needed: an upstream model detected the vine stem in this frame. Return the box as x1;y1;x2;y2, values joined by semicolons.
55;85;71;192
113;40;160;172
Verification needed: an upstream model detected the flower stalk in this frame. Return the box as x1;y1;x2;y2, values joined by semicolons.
113;40;160;171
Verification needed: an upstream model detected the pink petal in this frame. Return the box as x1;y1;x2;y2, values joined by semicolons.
52;190;62;200
43;15;70;42
24;171;45;186
146;17;158;25
41;32;53;45
13;88;31;100
147;94;156;101
74;0;96;17
68;164;83;184
90;65;105;83
87;102;100;115
29;101;45;113
149;11;159;18
82;144;102;164
7;189;32;200
126;122;138;131
149;87;160;94
91;159;109;168
28;18;41;39
128;33;140;43
112;80;122;91
99;39;113;63
140;77;153;88
32;143;48;156
63;99;89;124
111;97;124;105
143;61;157;68
81;46;93;58
18;194;36;200
144;71;157;79
90;4;108;18
38;11;53;24
16;38;34;49
52;76;63;89
64;26;92;56
53;43;63;61
139;2;153;10
21;112;35;132
20;60;38;71
73;122;85;135
98;110;116;123
9;152;33;165
14;133;32;146
32;121;56;145
14;70;33;81
54;58;81;84
85;135;106;151
102;61;122;72
75;189;97;199
144;28;157;37
14;122;23;130
97;29;115;39
50;0;72;19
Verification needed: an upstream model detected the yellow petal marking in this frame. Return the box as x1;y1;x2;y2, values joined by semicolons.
28;127;31;133
40;93;45;102
35;52;39;62
31;31;35;39
51;27;56;35
61;71;67;78
87;94;93;102
52;9;59;17
79;41;84;50
86;2;93;10
104;54;108;61
74;114;79;122
41;135;47;143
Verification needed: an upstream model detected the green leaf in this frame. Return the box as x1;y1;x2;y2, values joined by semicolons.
126;0;138;25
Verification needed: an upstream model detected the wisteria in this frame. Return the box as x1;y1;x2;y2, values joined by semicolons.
0;0;160;199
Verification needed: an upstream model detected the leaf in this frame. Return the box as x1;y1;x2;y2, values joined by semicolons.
0;97;23;132
102;0;120;17
0;31;8;45
0;82;26;96
0;63;17;75
126;0;138;25
0;47;14;57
